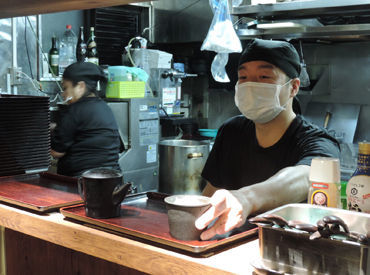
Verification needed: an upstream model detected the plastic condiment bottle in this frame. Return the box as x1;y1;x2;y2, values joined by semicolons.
59;25;77;75
308;157;341;208
346;142;370;213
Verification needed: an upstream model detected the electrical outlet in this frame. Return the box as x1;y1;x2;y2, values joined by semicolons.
8;67;23;86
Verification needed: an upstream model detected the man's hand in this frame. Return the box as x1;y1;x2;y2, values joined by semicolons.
195;189;250;240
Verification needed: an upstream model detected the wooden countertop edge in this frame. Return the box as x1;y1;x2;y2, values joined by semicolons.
0;203;256;274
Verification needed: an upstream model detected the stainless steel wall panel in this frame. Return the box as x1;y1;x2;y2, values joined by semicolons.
152;0;213;43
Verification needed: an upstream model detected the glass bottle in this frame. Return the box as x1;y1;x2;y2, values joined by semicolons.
48;35;59;76
346;142;370;213
76;26;87;62
87;27;99;65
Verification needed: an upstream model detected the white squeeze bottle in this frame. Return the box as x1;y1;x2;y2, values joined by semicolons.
308;157;341;208
59;24;77;75
346;142;370;213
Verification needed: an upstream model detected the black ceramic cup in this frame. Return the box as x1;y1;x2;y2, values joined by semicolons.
78;167;131;219
164;195;211;241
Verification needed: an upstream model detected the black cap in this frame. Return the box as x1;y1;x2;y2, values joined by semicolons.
63;62;107;86
238;39;301;79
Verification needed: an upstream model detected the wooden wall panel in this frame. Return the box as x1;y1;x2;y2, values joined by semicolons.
0;0;149;19
5;229;147;275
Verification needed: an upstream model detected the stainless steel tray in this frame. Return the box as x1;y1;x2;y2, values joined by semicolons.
256;204;369;275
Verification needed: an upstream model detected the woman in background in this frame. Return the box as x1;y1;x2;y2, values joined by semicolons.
51;62;121;177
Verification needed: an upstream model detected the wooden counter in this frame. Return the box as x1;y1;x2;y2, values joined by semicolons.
0;203;259;274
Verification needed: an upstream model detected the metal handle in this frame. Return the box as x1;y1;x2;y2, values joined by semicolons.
187;152;203;159
324;111;332;129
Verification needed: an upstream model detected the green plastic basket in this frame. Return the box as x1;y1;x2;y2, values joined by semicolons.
106;81;145;98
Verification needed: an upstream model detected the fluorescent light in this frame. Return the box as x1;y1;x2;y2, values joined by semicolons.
257;22;304;29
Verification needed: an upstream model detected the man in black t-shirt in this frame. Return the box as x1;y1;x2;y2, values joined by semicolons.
51;62;120;176
195;39;340;240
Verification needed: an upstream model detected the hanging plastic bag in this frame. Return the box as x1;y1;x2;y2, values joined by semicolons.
201;0;242;53
211;53;230;82
201;0;242;82
232;0;243;8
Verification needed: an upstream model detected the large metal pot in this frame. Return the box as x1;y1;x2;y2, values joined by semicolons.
159;139;210;195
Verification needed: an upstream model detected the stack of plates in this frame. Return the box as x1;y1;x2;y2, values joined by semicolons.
0;95;50;176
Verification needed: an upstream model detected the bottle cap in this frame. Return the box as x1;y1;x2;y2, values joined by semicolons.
309;157;340;183
359;142;370;155
66;25;72;29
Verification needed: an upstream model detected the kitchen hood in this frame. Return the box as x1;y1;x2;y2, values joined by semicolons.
232;0;370;40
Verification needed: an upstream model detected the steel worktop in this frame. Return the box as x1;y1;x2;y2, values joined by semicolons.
0;202;258;274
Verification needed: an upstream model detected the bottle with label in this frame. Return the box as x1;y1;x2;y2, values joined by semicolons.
76;26;87;62
59;24;77;75
346;142;370;213
48;35;59;76
308;157;341;208
87;27;99;65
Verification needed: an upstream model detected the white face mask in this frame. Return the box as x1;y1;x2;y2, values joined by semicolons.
234;80;291;124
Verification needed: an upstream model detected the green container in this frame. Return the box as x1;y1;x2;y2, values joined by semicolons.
106;81;145;98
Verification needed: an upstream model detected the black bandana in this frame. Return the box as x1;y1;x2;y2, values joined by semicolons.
63;62;107;88
238;39;301;79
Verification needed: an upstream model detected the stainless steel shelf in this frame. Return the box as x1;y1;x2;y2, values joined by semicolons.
236;23;370;39
233;0;370;19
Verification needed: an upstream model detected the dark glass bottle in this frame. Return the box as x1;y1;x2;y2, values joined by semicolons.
87;27;99;65
76;26;87;62
49;36;59;76
346;142;370;213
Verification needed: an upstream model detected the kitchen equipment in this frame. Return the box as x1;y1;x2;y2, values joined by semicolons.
107;97;160;193
60;192;258;255
164;194;211;240
78;168;131;219
0;172;82;212
149;68;197;117
304;102;360;144
254;204;370;275
159;139;210;194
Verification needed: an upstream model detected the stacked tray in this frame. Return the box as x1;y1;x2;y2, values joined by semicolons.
0;94;50;176
0;172;82;212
